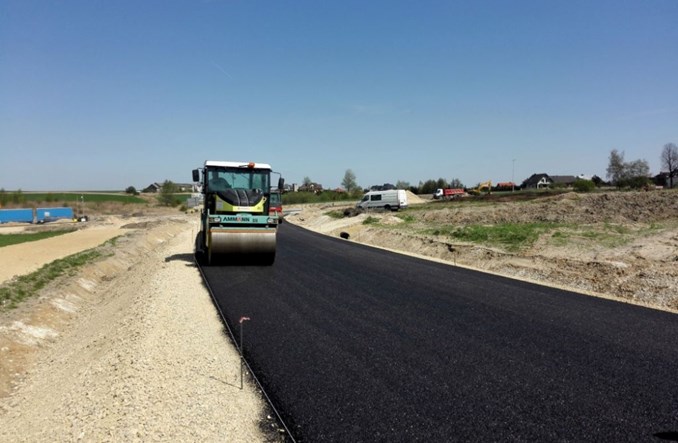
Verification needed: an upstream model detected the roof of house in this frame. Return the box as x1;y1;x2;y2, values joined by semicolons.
143;182;161;192
522;173;552;186
551;175;577;184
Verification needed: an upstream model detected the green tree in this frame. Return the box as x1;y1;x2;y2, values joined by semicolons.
606;149;626;184
342;169;358;194
302;176;312;187
157;180;179;206
449;178;464;188
0;188;7;206
623;176;651;189
626;159;649;178
395;180;410;190
420;179;438;194
573;179;595;193
125;186;138;195
607;149;650;187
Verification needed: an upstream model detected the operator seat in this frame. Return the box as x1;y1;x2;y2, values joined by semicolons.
218;189;263;207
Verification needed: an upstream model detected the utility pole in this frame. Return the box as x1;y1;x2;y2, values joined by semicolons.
512;159;516;192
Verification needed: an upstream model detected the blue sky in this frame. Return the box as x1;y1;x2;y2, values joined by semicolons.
1;0;677;191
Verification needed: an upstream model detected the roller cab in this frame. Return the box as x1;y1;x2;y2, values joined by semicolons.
194;161;284;265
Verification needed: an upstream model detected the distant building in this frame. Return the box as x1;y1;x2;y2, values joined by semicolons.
143;182;161;193
298;182;323;193
495;182;517;190
653;172;677;189
142;182;196;193
522;173;553;189
550;175;577;187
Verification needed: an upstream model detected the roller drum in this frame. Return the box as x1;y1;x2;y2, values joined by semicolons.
208;228;276;264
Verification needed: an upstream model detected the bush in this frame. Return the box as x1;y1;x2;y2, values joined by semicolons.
125;186;139;195
617;176;651;190
573;179;595;193
157;181;180;206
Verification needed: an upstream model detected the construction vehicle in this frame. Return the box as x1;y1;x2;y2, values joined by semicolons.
433;188;466;200
468;180;492;196
356;189;408;211
268;190;283;223
192;161;284;265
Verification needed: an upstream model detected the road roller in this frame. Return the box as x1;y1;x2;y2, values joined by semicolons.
192;161;284;265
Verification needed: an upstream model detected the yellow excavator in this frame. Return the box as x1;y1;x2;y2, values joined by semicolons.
468;180;492;195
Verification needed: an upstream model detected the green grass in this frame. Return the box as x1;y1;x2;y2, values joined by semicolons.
395;213;415;223
0;248;103;310
549;222;665;248
0;229;75;248
103;235;122;247
363;216;380;225
426;222;555;252
325;210;346;219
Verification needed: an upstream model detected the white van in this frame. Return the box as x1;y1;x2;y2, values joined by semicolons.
356;189;408;211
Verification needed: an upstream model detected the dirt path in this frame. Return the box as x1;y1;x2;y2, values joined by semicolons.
0;224;124;285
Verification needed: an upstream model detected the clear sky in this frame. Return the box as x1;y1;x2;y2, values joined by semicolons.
1;0;677;191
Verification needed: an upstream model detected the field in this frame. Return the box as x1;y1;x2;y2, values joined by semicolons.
1;192;147;206
27;193;146;204
0;229;75;248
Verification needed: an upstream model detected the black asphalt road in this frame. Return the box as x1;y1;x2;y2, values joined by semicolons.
201;223;678;442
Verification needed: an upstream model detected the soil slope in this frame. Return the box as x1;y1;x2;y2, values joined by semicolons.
0;215;278;442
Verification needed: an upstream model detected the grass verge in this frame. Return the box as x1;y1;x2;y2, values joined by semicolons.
0;229;76;248
426;223;555;252
549;222;665;248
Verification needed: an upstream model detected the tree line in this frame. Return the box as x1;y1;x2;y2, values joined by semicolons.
607;142;677;189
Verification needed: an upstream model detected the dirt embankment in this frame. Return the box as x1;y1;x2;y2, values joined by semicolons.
288;191;678;312
0;214;276;442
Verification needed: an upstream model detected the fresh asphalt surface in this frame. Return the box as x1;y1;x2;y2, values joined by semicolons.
201;222;678;442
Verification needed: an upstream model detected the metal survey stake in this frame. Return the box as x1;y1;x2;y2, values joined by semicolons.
239;316;251;390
